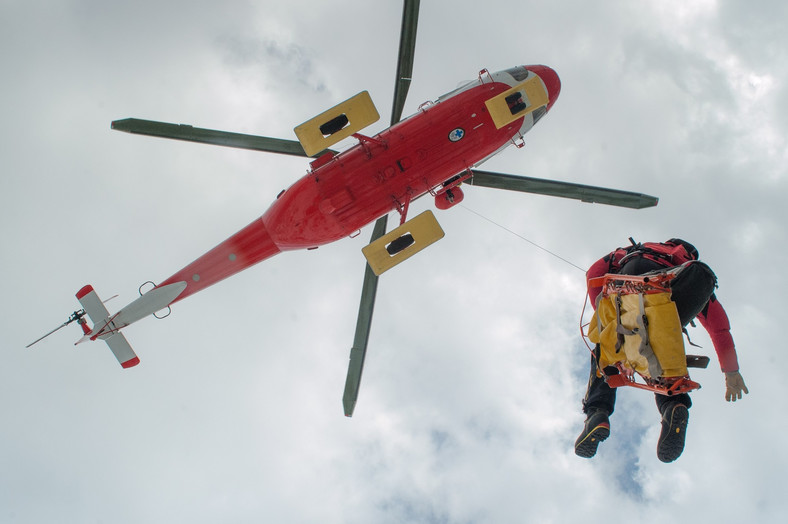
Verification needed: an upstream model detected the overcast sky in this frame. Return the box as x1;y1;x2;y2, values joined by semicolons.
2;1;787;522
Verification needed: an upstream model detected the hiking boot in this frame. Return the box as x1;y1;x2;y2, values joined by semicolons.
657;402;689;463
574;410;610;458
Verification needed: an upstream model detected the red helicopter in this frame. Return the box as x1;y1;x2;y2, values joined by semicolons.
29;0;658;416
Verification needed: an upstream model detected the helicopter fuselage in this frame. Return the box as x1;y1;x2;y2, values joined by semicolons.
154;66;561;305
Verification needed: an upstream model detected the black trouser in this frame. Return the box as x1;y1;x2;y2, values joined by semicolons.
582;258;717;416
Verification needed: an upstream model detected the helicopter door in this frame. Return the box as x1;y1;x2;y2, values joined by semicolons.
294;91;380;156
362;210;445;276
484;75;550;129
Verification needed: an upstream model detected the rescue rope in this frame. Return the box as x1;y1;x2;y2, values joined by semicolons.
458;204;594;356
459;204;586;272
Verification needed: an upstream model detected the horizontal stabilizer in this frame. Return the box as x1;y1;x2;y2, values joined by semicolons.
75;285;140;368
76;285;111;325
106;333;140;368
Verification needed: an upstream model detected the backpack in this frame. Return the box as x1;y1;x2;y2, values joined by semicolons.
603;238;698;274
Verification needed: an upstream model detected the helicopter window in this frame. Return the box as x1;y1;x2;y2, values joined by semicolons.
503;67;529;82
319;114;350;137
505;92;527;115
531;105;547;125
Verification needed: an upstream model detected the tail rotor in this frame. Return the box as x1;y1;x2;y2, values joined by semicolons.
26;309;89;348
25;286;141;368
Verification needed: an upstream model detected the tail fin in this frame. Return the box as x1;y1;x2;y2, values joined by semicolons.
76;285;140;368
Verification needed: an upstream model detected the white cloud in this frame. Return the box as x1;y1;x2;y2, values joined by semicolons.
2;0;786;522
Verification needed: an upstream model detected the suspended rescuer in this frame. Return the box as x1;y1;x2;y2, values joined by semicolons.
575;238;748;463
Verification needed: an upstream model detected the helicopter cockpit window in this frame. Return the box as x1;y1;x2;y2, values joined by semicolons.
503;67;530;82
505;92;527;115
531;105;547;125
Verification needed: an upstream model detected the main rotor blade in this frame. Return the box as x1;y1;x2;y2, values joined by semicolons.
343;0;420;416
111;118;311;158
390;0;420;125
342;215;388;417
467;170;659;209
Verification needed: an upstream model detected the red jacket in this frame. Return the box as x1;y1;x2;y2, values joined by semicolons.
586;251;739;373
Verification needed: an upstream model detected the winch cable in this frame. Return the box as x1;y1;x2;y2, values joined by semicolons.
459;204;586;273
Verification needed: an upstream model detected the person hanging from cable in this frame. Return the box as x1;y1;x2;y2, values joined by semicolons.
575;238;748;463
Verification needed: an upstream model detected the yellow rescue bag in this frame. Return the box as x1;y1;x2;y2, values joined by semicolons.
587;291;688;379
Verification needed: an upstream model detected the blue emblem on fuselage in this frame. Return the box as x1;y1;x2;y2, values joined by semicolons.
448;128;465;142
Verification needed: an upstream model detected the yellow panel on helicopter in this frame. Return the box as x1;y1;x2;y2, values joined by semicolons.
362;210;445;276
294;91;380;157
485;75;550;130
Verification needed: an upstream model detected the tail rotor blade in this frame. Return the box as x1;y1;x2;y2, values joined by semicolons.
26;310;85;348
26;322;68;348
